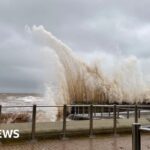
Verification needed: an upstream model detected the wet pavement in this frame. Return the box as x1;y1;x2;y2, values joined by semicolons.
0;134;150;150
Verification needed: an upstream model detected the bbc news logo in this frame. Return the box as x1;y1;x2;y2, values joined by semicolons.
0;130;20;138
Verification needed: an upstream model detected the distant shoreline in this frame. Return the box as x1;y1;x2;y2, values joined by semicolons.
0;93;43;97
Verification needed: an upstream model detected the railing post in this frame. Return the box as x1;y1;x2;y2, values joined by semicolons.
94;106;96;117
132;123;141;150
127;107;129;119
74;106;77;115
82;106;85;117
101;106;103;118
89;104;94;138
77;106;80;114
113;104;117;135
138;109;140;118
62;104;67;139
108;107;111;118
135;105;138;123
117;107;119;118
88;106;90;117
31;104;36;141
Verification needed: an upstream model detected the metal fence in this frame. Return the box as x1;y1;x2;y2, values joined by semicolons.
0;104;150;141
132;123;150;150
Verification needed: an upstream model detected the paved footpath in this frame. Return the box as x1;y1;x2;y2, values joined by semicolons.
0;117;149;140
1;134;150;150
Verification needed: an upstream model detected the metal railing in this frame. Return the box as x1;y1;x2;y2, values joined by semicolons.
0;104;150;141
132;123;150;150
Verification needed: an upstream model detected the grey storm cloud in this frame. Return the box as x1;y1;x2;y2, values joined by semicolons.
0;0;150;92
0;25;45;92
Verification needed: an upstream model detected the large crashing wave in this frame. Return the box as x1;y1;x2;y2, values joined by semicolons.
9;25;150;121
3;25;150;122
26;25;150;108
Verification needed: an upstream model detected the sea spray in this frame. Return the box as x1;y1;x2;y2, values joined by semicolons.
108;56;147;103
2;25;148;122
29;25;150;107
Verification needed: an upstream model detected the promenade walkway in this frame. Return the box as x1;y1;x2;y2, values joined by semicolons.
1;134;150;150
0;117;149;140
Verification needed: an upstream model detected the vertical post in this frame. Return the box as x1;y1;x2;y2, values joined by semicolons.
74;106;77;115
113;104;117;135
62;104;67;139
127;107;129;119
88;106;90;117
108;107;111;118
138;109;140;118
135;105;138;123
94;106;96;117
101;106;103;118
89;104;94;138
132;123;141;150
82;106;84;117
31;105;36;141
117;107;119;118
77;106;80;114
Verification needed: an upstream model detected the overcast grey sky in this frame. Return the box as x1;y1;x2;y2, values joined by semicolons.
0;0;150;93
